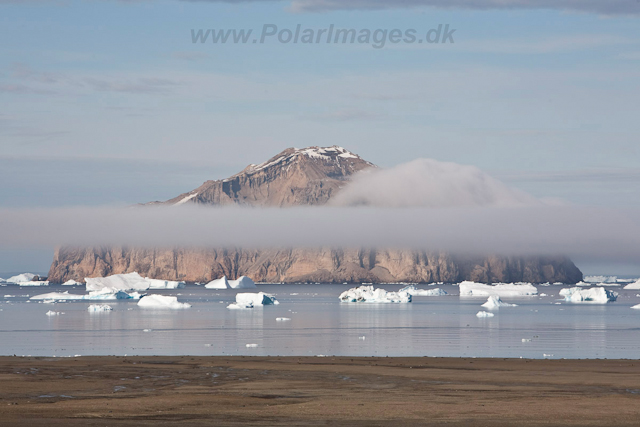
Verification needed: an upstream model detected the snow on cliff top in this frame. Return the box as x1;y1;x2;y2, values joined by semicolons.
247;146;370;174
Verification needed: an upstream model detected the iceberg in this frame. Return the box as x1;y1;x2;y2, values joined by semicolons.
459;281;537;297
86;272;184;292
623;279;640;290
339;286;411;303
205;276;229;289
18;281;50;287
88;304;112;312
62;280;81;286
227;292;279;309
584;275;617;283
45;310;62;316
476;311;495;318
31;289;141;301
559;287;618;303
137;294;191;309
228;276;257;289
481;295;518;310
399;285;447;296
6;273;36;283
631;304;640;310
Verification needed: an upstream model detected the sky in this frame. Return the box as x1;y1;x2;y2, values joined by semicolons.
0;0;639;275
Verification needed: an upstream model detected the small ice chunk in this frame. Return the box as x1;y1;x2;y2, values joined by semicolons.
137;295;191;309
476;311;495;318
339;286;411;303
246;343;258;348
45;310;62;316
62;280;81;286
522;338;532;342
358;336;366;340
631;304;640;310
228;292;279;309
481;295;518;310
399;285;447;296
205;276;229;289
88;304;112;312
559;287;617;303
276;317;291;321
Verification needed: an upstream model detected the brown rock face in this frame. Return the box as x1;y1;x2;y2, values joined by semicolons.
155;146;374;207
48;145;583;284
47;246;582;284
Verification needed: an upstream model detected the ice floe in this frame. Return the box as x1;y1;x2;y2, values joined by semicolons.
31;290;141;301
476;311;495;318
631;304;640;310
399;285;447;296
623;279;640;290
62;280;81;286
276;317;291;321
227;292;279;309
88;304;112;312
18;281;50;287
339;286;411;303
559;287;618;303
137;294;191;309
45;310;63;316
85;272;185;292
585;275;618;283
6;273;36;284
228;276;257;289
205;276;230;289
459;281;537;297
481;295;518;310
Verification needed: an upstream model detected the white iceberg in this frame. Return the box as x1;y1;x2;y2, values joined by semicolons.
476;311;495;318
205;276;229;289
339;286;411;303
18;281;49;287
137;294;191;309
62;279;81;286
86;272;184;292
6;273;36;283
399;285;447;296
228;276;257;289
45;310;62;316
227;292;279;309
276;317;291;321
624;279;640;290
459;281;537;297
631;304;640;310
559;287;618;303
481;295;518;310
584;275;617;283
88;304;112;312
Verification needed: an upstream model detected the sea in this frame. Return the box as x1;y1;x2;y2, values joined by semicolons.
1;283;639;359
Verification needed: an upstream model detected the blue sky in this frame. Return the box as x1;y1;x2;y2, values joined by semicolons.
1;0;639;274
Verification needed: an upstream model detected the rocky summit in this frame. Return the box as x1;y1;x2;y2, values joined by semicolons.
48;146;583;284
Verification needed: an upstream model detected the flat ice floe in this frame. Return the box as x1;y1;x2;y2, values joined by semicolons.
18;281;50;287
62;280;81;286
85;272;185;292
476;311;495;318
481;295;518;310
559;287;618;303
584;275;618;283
88;304;112;312
137;294;191;309
205;276;229;289
459;281;538;297
631;304;640;310
399;285;447;296
31;290;142;301
623;279;640;290
339;286;411;303
227;292;279;309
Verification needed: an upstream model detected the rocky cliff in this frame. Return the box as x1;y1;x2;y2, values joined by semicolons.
48;246;582;284
48;145;583;284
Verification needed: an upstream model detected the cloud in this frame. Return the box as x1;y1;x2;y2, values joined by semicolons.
285;0;640;15
331;158;539;207
0;205;639;265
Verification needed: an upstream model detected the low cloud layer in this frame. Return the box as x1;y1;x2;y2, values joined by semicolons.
331;158;539;208
0;205;639;265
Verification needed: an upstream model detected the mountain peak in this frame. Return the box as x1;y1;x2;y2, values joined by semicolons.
160;146;375;207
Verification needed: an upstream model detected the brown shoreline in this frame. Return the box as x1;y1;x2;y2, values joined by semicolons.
1;356;639;426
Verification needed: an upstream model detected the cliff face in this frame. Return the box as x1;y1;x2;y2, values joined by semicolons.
48;145;584;284
48;246;583;284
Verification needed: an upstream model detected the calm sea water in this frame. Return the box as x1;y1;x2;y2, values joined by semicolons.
1;283;639;359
